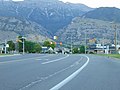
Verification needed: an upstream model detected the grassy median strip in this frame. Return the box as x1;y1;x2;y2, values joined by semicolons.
98;54;120;59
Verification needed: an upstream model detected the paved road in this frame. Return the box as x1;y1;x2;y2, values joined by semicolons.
0;54;120;90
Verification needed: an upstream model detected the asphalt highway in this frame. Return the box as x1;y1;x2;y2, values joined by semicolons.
0;54;120;90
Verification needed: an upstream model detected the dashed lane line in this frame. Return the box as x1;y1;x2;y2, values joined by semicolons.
50;55;89;90
41;55;69;65
0;55;54;64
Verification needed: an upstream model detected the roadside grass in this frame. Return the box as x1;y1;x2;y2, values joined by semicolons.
0;54;13;56
97;54;120;59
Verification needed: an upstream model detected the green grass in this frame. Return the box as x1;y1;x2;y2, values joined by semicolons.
0;54;6;56
98;54;120;59
0;54;13;56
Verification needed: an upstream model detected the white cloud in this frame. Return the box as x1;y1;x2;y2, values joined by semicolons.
12;0;24;1
60;0;120;8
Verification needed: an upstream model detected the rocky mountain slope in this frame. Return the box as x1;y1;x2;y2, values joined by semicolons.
0;17;51;42
1;1;120;45
56;17;120;45
82;7;120;23
0;0;93;33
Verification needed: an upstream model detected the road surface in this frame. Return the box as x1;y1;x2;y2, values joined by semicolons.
0;54;120;90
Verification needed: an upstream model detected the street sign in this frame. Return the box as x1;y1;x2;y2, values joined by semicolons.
6;44;9;48
54;36;58;40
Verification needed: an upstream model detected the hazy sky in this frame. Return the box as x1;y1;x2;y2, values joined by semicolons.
60;0;120;8
12;0;24;1
12;0;120;8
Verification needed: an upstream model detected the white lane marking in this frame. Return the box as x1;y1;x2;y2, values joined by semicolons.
0;55;54;64
50;55;89;90
36;59;42;60
41;55;69;65
19;57;83;90
36;58;49;61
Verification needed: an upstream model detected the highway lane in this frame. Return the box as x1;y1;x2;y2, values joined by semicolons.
0;54;120;90
0;54;86;90
0;54;51;63
60;55;120;90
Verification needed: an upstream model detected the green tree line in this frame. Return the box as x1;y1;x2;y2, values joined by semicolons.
7;38;56;53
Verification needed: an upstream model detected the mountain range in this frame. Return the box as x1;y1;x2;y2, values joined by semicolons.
0;0;120;44
0;0;93;33
82;7;120;23
0;17;51;42
56;17;120;45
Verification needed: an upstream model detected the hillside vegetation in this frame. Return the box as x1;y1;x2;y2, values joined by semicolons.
0;0;93;33
0;17;51;42
82;7;120;23
56;17;120;45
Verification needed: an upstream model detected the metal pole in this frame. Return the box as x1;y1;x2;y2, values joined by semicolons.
22;37;25;55
111;22;117;54
114;25;117;54
85;30;87;54
71;34;72;54
102;37;104;54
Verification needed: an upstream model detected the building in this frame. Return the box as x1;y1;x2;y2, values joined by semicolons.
0;44;4;54
87;44;119;54
42;47;54;54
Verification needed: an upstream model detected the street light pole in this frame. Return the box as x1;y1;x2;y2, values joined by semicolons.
22;37;25;55
23;37;25;54
114;25;117;54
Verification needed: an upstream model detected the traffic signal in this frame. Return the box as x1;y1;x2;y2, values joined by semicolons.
50;41;53;44
16;39;22;43
60;42;62;46
54;42;57;45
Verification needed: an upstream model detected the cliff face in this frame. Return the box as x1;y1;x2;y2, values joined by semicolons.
56;17;120;45
82;7;120;23
0;0;93;33
0;17;51;42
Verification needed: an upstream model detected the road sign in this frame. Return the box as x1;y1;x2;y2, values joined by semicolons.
54;36;58;40
6;44;9;48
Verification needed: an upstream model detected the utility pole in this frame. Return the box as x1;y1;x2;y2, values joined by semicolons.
110;22;117;54
71;33;73;54
84;23;87;54
85;29;87;54
102;37;105;54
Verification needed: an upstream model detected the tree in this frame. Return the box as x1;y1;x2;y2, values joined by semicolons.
25;41;35;53
17;36;24;52
50;42;56;49
73;47;79;54
33;43;42;53
43;41;56;49
80;45;85;53
7;41;15;52
43;41;51;47
16;36;42;53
